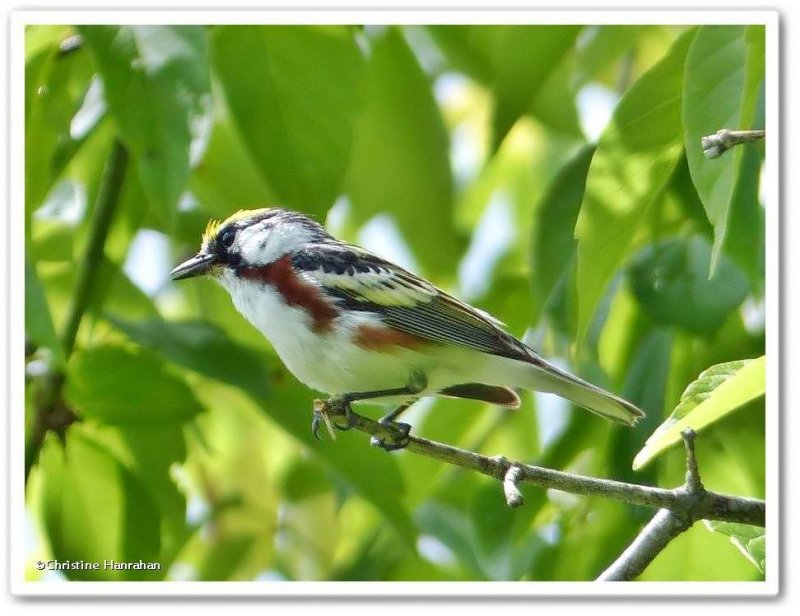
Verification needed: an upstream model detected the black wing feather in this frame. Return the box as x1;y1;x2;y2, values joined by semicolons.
292;244;536;364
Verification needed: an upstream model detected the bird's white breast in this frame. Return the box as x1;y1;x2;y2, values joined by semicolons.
218;270;430;398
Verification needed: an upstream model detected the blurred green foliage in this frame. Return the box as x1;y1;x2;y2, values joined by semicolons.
24;23;766;582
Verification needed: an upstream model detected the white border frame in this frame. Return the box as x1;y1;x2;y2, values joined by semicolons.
9;9;780;597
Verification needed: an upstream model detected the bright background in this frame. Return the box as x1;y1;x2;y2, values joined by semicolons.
22;21;767;582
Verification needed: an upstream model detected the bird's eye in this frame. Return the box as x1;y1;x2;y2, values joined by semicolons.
219;227;236;249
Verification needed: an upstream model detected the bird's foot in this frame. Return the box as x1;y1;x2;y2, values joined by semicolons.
311;396;355;440
370;419;411;452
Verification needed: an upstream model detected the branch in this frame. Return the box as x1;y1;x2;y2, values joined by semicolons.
317;403;765;528
597;430;704;581
597;509;690;581
316;405;765;580
25;140;129;483
701;128;765;159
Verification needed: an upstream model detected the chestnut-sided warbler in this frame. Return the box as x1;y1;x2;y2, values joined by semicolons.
171;207;644;449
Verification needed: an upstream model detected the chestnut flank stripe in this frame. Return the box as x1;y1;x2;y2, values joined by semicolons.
241;256;337;333
354;324;426;352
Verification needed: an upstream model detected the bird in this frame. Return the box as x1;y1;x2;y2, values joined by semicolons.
170;207;644;450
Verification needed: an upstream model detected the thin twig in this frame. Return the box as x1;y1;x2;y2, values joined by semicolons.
25;140;129;483
701;129;765;159
318;404;765;527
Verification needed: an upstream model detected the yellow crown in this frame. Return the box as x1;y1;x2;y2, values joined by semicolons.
201;208;273;246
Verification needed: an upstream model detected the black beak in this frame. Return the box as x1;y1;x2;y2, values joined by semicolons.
170;252;218;281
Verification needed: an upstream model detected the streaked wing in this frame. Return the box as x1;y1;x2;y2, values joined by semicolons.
291;243;535;363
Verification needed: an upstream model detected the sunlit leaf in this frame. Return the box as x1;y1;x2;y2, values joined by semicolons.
633;356;765;469
683;25;765;273
703;520;765;573
639;518;761;581
65;345;204;425
211;25;364;216
575;28;695;344
79;25;211;217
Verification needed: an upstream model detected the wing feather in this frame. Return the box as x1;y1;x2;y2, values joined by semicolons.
291;244;534;363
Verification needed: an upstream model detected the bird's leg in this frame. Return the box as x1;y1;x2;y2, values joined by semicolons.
311;372;427;440
369;371;427;452
369;399;417;452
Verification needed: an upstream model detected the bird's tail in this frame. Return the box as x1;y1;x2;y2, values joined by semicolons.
523;359;644;426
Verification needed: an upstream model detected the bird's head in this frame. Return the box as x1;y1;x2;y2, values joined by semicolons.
170;207;329;281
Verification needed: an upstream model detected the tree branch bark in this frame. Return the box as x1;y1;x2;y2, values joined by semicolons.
597;508;691;581
597;429;705;580
701;128;765;158
317;402;765;527
316;403;765;580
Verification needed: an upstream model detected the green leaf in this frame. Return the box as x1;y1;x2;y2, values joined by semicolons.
529;144;595;322
37;256;158;333
703;520;765;573
211;25;364;216
467;481;540;580
281;456;333;503
609;326;674;486
575;28;695;344
683;25;765;273
25;29;94;214
39;430;162;580
81;421;190;566
427;25;581;147
346;27;459;274
78;26;211;217
633;356;765;469
639;518;762;580
259;380;418;548
627;235;749;333
107;316;271;403
720;143;764;293
189;91;276;218
25;256;65;367
65;345;204;425
489;26;581;147
530;52;584;138
425;26;495;83
575;26;650;88
416;502;483;577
